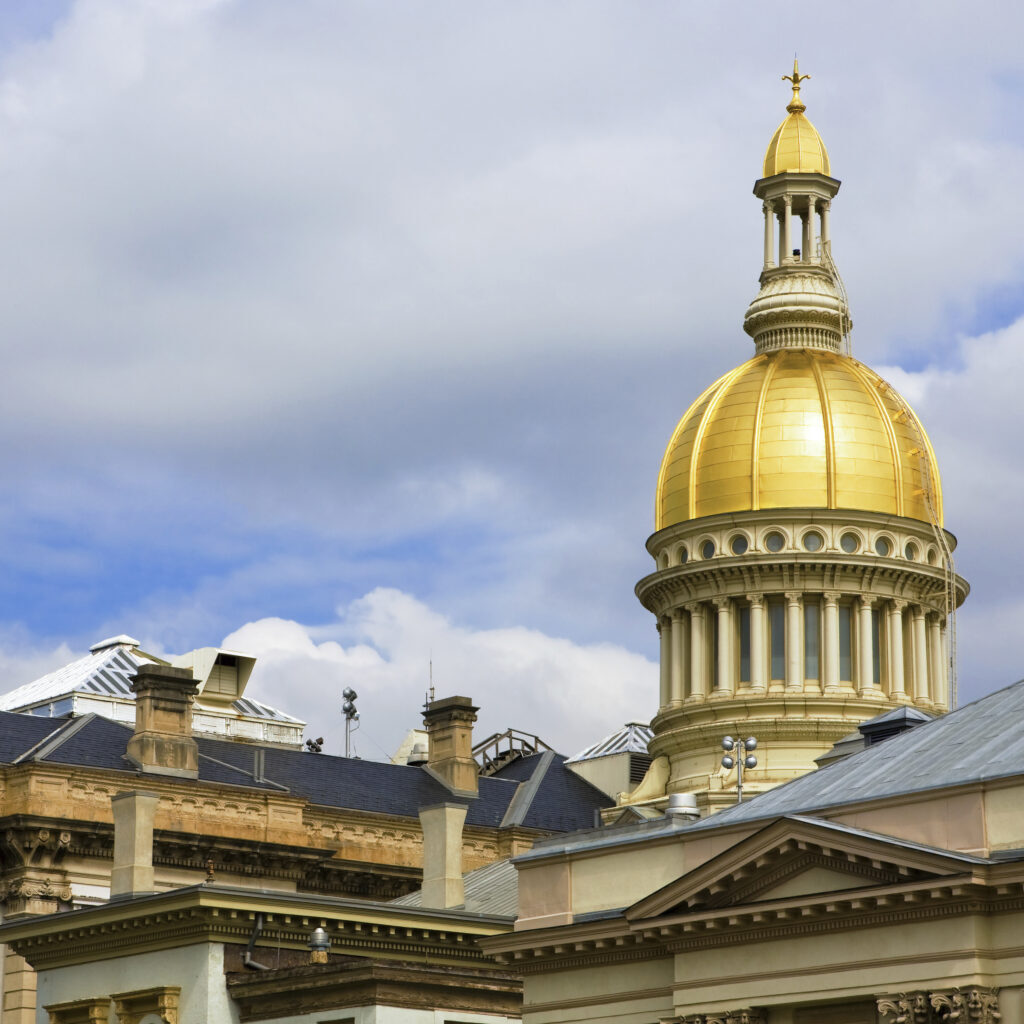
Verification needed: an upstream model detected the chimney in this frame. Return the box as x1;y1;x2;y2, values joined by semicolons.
421;695;479;796
418;802;468;908
110;790;160;898
127;663;200;779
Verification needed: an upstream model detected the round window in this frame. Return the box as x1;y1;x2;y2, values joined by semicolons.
875;537;892;557
764;531;785;553
802;532;824;552
730;535;748;555
905;542;918;561
701;540;716;559
927;546;938;565
679;546;688;565
840;532;859;553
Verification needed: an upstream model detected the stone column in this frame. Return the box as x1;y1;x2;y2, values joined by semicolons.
781;195;792;263
763;201;776;269
929;614;946;708
858;597;875;694
888;601;907;700
670;610;687;705
688;603;707;700
820;199;831;247
912;606;929;703
715;598;733;696
820;592;839;692
749;595;767;691
803;197;815;261
940;621;949;708
658;618;671;709
785;592;802;691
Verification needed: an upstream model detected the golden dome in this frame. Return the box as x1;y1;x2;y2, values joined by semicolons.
762;60;830;177
655;349;942;530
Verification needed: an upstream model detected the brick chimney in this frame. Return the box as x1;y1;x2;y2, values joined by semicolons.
127;664;200;779
110;790;160;898
421;695;479;796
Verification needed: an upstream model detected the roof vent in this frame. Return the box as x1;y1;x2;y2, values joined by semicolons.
89;635;141;653
407;741;429;766
665;792;699;821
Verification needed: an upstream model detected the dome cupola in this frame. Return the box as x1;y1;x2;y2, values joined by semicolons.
624;65;968;821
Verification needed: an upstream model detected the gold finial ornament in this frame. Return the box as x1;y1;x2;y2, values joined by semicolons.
762;58;829;176
782;57;809;113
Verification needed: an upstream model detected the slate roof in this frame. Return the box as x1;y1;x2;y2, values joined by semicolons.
0;710;611;831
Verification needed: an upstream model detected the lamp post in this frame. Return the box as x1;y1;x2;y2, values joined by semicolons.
721;735;758;803
342;687;359;758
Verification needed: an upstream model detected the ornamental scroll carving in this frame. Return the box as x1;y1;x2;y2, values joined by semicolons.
111;986;180;1024
877;989;1000;1024
674;1010;765;1024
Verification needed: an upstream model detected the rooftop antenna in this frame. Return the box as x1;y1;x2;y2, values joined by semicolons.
424;654;436;709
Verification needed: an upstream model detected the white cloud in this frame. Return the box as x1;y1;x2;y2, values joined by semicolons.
224;587;656;759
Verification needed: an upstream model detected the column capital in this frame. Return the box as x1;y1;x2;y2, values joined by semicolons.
911;604;927;622
748;593;765;609
684;601;704;616
712;596;732;611
671;608;685;623
859;595;875;610
782;194;792;208
822;591;840;606
784;591;802;605
890;598;908;613
763;199;776;213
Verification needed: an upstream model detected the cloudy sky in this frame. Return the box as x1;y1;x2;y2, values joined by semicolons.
1;0;1023;758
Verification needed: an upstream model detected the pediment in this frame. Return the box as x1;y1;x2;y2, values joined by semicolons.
626;815;981;923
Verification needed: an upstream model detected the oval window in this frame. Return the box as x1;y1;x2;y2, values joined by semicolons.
701;540;716;559
679;546;689;565
731;535;749;555
927;546;938;565
802;532;824;552
875;537;892;557
840;532;859;553
905;542;918;561
764;532;785;553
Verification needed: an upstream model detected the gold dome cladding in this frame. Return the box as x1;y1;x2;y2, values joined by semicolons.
763;59;830;177
655;348;943;530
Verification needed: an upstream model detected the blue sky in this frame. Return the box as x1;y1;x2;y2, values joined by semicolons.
1;1;1024;755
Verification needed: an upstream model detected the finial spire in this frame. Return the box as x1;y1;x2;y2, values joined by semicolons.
782;57;810;114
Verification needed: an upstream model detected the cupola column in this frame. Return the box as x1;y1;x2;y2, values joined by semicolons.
820;199;831;247
780;195;793;264
858;597;876;694
749;595;767;691
802;198;815;262
928;614;945;708
687;603;707;701
822;592;840;692
763;201;776;269
887;601;907;700
670;609;688;705
714;598;734;695
785;592;803;691
658;618;671;710
911;607;929;704
939;621;950;709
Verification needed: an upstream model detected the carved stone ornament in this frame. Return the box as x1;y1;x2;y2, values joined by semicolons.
112;986;181;1024
44;996;110;1024
878;989;1000;1024
931;988;1001;1024
674;1010;765;1024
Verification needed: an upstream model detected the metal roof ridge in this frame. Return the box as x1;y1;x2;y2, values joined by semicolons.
499;749;556;828
12;713;98;764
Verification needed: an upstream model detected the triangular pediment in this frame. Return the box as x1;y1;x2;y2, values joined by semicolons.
626;815;983;923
